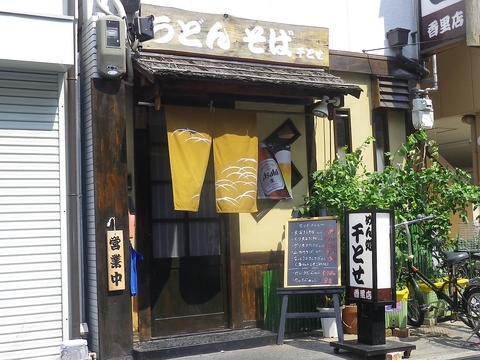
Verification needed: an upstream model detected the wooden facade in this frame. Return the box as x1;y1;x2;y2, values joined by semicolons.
241;251;284;326
91;79;133;357
85;35;419;359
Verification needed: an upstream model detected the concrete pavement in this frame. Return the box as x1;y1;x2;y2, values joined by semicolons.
172;320;480;360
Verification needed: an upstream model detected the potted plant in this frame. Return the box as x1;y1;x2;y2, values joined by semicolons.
315;294;341;337
315;293;335;310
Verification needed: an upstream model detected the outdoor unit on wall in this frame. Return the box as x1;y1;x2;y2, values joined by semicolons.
96;15;126;79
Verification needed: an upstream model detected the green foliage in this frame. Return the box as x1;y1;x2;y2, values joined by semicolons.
296;129;480;283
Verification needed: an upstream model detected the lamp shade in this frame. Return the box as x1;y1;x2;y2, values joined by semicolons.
312;102;329;118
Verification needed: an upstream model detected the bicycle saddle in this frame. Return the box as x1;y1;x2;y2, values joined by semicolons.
441;251;469;265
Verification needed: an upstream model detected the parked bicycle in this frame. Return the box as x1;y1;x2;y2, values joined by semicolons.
396;215;480;339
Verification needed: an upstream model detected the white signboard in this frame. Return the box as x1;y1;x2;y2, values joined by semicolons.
346;210;394;304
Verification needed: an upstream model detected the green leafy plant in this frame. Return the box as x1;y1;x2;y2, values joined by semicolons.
297;129;480;285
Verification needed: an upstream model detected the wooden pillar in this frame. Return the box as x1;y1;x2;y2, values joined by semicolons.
133;106;152;341
471;114;479;186
91;78;133;358
466;0;480;47
227;214;243;328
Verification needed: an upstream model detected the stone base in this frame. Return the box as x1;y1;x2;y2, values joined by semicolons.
330;339;416;358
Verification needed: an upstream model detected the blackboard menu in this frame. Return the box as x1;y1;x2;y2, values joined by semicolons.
284;217;341;287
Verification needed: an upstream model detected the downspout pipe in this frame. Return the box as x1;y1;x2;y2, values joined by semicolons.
411;54;439;96
67;0;81;339
394;48;430;80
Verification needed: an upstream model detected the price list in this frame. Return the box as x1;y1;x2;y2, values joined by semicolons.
285;217;340;287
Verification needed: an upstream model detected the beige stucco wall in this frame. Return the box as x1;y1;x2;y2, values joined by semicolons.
237;72;376;253
429;44;480;119
236;102;309;253
388;110;407;166
315;73;374;171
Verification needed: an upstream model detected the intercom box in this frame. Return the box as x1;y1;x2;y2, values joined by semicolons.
96;15;126;79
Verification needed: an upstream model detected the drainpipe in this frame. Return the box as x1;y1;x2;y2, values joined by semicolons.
386;27;431;81
394;47;431;80
471;116;478;186
462;115;479;186
67;0;81;339
411;54;439;96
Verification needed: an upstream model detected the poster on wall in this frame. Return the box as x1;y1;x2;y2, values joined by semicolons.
257;142;292;200
257;118;300;200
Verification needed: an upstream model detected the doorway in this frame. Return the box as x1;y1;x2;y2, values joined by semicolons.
146;109;229;337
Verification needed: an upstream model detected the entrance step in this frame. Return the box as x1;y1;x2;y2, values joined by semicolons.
132;328;277;359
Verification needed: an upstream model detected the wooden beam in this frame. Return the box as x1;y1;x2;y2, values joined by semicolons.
91;78;132;358
134;118;152;341
227;214;243;329
330;50;418;78
152;77;348;103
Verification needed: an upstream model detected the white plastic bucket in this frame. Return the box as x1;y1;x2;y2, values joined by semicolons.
321;318;338;338
60;339;90;360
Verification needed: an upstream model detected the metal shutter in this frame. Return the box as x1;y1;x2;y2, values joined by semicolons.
0;70;67;359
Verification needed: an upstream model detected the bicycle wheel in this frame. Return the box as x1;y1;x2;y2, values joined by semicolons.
463;287;480;337
406;278;425;327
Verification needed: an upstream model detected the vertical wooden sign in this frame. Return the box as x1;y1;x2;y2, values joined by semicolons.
107;230;125;291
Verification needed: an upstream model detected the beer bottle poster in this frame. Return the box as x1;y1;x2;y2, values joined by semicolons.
284;217;341;287
257;142;292;200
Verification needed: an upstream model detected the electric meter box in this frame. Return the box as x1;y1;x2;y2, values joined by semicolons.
96;15;126;79
412;97;434;130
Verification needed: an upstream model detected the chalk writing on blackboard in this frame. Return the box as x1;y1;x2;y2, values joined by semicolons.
284;217;341;287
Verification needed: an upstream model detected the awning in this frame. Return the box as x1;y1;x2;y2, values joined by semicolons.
133;52;363;100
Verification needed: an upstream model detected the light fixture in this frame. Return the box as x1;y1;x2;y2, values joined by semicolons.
312;95;341;119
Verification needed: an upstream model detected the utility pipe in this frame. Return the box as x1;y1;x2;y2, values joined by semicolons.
67;0;81;339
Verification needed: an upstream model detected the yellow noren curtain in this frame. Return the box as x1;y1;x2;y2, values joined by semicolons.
166;106;214;211
213;109;258;213
166;106;258;213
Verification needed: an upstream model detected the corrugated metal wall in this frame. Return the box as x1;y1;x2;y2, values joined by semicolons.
0;70;66;359
81;15;100;353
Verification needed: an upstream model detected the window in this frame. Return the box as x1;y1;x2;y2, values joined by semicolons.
334;108;352;158
373;110;390;172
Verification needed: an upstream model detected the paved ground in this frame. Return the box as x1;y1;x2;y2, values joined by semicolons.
172;320;480;360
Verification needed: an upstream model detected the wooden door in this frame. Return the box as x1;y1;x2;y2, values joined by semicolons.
147;109;228;337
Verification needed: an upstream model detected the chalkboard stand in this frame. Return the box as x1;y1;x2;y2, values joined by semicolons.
276;286;345;345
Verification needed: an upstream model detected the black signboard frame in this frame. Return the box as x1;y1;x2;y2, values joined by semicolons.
284;216;341;288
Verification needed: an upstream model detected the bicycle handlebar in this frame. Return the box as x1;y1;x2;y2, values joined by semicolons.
395;215;436;227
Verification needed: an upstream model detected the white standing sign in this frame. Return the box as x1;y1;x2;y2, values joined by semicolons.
346;209;395;305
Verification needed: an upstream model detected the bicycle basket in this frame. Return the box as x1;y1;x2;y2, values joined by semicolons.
458;222;480;252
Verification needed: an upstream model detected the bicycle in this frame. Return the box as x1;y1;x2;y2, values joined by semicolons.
396;215;480;340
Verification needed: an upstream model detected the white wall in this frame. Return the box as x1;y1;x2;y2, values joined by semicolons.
0;0;66;16
0;0;74;72
142;0;418;58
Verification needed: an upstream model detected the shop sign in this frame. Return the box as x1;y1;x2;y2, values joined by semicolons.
140;4;329;67
345;208;395;306
420;0;465;53
107;230;125;291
